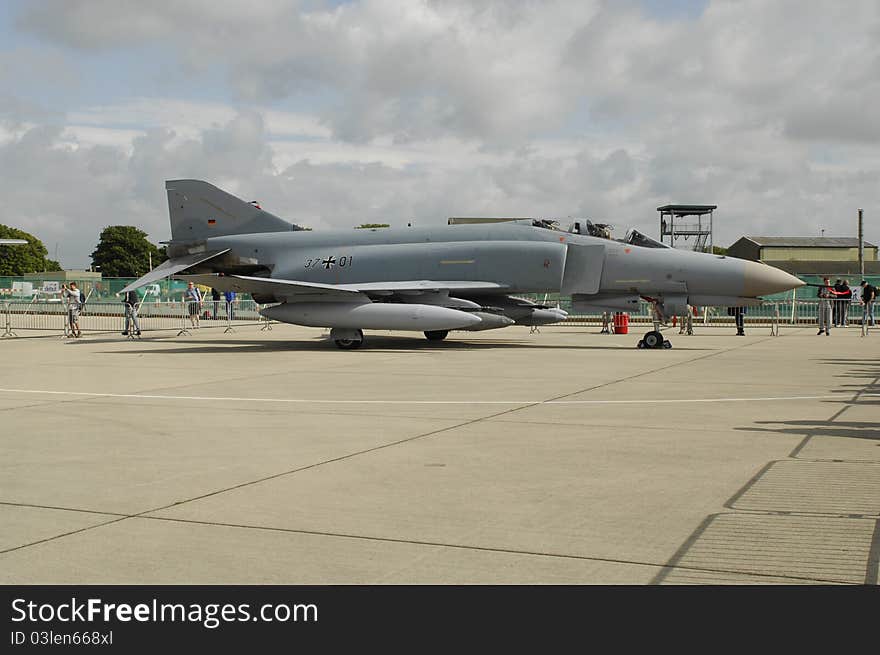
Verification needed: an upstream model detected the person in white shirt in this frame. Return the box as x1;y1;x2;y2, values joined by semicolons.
62;282;82;338
184;282;203;328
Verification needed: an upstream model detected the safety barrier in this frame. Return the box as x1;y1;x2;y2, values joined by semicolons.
1;299;269;337
550;299;874;329
1;298;872;338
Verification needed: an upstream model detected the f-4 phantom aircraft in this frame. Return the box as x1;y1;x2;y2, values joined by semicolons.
122;180;803;349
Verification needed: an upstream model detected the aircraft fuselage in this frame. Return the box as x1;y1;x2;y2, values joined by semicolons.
204;222;798;306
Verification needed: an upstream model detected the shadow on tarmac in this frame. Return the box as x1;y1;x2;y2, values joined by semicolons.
92;336;714;354
819;357;880;406
735;420;880;442
733;355;879;442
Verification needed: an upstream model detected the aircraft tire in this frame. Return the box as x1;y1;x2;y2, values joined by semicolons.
424;330;449;341
334;329;364;350
643;330;663;349
663;340;672;349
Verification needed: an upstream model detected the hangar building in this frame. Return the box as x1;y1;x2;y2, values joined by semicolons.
727;236;879;276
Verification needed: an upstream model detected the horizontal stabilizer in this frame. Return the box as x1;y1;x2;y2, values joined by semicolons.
119;249;230;294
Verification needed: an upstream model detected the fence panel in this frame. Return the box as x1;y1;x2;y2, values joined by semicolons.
3;299;267;336
535;298;864;328
3;297;869;338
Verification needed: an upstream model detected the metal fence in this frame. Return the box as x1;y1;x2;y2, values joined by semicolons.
1;299;270;338
520;296;872;328
1;297;871;339
0;277;193;304
0;276;261;304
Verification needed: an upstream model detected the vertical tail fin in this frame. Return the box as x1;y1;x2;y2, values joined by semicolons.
166;179;295;241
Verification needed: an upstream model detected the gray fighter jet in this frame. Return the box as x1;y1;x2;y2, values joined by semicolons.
122;180;803;348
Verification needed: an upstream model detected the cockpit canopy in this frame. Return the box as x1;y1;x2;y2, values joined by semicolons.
621;229;669;249
570;220;613;239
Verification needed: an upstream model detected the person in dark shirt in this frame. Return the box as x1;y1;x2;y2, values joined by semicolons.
122;289;141;336
211;287;221;320
860;280;876;327
832;279;844;326
839;279;852;327
728;305;746;336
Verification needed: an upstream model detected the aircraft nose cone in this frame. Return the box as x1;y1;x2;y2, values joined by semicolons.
743;261;805;296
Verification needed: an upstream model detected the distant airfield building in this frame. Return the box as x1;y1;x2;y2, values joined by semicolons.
727;236;879;276
21;270;102;284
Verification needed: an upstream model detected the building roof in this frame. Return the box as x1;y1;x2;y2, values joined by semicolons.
760;260;880;276
742;236;877;248
656;205;717;216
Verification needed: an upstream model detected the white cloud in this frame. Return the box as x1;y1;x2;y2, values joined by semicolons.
19;0;595;143
58;126;145;152
67;99;331;140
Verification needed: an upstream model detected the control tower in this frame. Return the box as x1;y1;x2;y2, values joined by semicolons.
658;205;717;252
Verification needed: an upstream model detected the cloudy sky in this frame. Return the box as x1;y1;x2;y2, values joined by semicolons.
1;0;878;268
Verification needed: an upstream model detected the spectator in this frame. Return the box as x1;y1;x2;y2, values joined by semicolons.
817;277;834;335
122;288;142;336
211;287;221;320
728;305;745;336
832;279;844;326
860;280;876;327
839;279;852;327
678;305;694;335
184;281;202;329
62;282;82;338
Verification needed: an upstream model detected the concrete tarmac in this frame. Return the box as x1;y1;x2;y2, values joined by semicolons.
1;323;878;584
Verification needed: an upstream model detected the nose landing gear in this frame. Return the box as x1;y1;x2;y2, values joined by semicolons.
636;296;672;349
637;330;672;349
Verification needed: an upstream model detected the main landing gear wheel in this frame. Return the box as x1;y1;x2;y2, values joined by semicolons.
333;329;364;349
424;330;449;341
637;330;671;350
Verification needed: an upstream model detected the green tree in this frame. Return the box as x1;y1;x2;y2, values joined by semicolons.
0;224;62;275
355;223;390;229
712;246;728;256
90;226;167;277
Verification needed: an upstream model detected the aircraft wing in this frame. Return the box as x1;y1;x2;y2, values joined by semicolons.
120;249;231;294
178;274;507;301
180;274;367;300
339;280;508;294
